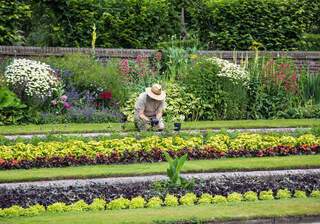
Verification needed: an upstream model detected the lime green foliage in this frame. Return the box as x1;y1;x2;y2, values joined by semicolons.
146;197;163;208
164;194;179;207
276;189;292;199
88;199;106;211
107;198;130;210
24;204;45;217
44;54;128;103
227;192;243;202
310;190;320;198
212;195;227;204
1;155;319;183
294;190;307;199
2;133;319;162
2;206;24;217
244;191;258;202
198;193;213;204
1;199;320;224
129;197;145;209
47;203;69;213
179;193;197;206
69;200;89;212
259;190;274;201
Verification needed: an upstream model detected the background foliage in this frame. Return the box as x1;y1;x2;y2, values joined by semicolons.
1;0;319;50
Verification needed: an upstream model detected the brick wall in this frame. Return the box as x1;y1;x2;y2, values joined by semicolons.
1;46;320;72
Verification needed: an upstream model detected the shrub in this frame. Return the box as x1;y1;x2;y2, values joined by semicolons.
294;190;307;199
69;200;89;212
164;194;179;207
310;190;320;198
129;196;145;209
4;59;60;105
243;191;258;201
259;190;274;200
88;198;106;211
23;204;45;216
47;202;69;213
107;197;130;210
2;205;24;217
146;197;163;208
276;189;291;199
198;193;213;204
179;193;197;206
227;192;243;202
212;195;227;204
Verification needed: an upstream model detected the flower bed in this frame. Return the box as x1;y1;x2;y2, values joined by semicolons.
1;170;319;208
1;189;319;218
0;134;319;169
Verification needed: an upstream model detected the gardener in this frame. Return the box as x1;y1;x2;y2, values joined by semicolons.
135;84;166;131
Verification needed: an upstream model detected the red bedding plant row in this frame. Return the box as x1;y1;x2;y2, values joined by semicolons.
0;145;319;170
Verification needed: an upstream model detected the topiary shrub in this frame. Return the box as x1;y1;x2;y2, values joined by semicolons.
227;192;243;202
243;191;258;201
276;189;291;199
212;195;227;204
129;196;145;209
310;190;320;198
164;194;179;207
179;193;197;206
259;190;274;200
198;193;213;204
294;190;307;199
146;197;163;208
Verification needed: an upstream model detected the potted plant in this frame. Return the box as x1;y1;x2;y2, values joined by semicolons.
172;115;185;131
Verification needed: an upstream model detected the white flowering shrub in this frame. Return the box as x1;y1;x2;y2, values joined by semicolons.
4;58;60;104
207;57;249;83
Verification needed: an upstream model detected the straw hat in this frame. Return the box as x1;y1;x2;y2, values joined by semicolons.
146;84;166;101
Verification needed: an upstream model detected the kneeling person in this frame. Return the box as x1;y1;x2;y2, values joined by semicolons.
135;84;166;131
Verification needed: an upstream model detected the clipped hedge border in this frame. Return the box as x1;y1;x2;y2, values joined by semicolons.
0;133;320;169
1;170;320;208
1;189;320;218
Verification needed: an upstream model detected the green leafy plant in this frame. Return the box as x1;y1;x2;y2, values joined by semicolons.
294;190;307;199
88;198;106;211
146;197;163;208
276;189;291;199
310;190;320;198
259;190;274;200
107;197;130;210
179;193;197;206
129;196;145;209
243;191;258;201
69;200;89;212
212;195;227;204
227;192;243;202
164;194;179;207
47;202;70;213
24;204;45;216
198;193;213;204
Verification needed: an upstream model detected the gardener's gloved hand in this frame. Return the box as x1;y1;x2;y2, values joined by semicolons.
150;117;159;126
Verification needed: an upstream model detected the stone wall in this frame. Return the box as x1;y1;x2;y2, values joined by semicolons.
0;46;320;72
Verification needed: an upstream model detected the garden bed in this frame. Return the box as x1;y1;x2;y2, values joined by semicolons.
1;169;319;208
0;133;319;169
0;199;319;224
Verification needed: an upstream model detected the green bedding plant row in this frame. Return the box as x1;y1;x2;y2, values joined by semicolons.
1;189;319;218
0;133;319;161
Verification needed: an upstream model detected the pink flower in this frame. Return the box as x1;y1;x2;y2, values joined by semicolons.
60;95;68;102
51;100;57;106
63;102;72;110
155;52;162;61
119;59;130;75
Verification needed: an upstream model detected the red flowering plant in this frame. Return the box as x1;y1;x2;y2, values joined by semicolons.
119;53;162;85
96;90;112;108
262;58;299;95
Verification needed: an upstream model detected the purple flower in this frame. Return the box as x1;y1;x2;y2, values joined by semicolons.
63;102;72;110
51;100;57;106
60;95;68;102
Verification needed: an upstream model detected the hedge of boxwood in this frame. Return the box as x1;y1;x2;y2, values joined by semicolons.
2;0;319;50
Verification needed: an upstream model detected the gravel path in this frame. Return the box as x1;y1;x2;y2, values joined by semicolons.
1;168;319;189
4;127;310;140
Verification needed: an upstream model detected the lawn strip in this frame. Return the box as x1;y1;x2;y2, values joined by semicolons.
0;199;319;224
1;155;319;183
0;119;319;135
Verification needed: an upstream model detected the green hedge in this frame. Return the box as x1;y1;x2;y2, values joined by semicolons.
1;0;319;50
